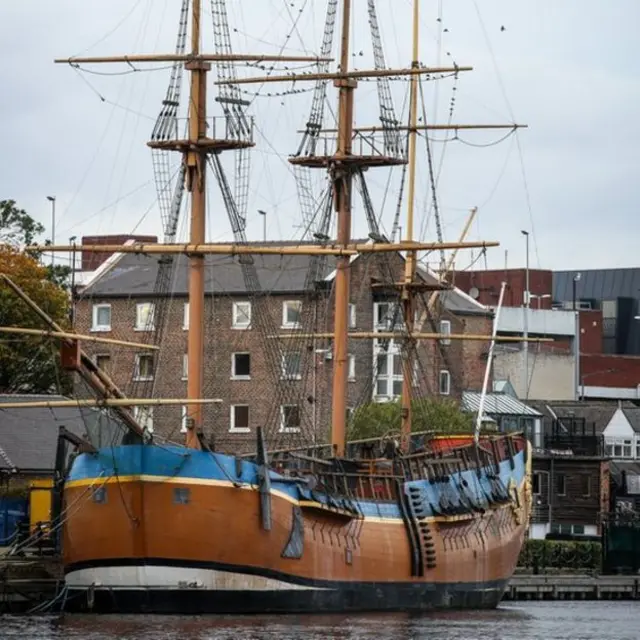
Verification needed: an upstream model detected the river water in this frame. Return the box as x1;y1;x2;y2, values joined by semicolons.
1;602;638;640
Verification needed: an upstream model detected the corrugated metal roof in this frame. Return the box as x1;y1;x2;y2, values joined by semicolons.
553;268;640;302
462;391;541;416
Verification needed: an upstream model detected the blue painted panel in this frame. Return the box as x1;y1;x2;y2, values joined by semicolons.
0;497;28;545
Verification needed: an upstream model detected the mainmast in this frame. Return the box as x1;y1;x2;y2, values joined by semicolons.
184;0;208;449
400;0;421;452
329;0;355;458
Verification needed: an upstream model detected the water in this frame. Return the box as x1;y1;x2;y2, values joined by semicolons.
2;603;638;640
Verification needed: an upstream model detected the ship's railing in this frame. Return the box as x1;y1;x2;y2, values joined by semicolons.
151;115;255;145
293;128;405;163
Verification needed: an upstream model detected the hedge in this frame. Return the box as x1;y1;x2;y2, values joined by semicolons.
517;539;601;572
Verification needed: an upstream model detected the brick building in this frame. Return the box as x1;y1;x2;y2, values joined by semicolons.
74;247;492;446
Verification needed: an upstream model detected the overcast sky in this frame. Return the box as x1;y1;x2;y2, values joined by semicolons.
1;1;638;272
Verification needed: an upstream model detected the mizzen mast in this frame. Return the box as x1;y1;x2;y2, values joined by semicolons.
399;0;421;453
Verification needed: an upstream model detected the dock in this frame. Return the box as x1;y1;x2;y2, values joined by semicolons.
503;574;640;601
0;555;62;614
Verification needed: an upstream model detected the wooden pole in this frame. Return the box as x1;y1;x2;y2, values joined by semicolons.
55;53;333;64
330;0;355;459
400;0;421;453
300;124;528;134
217;65;472;85
0;398;222;410
40;240;499;255
184;0;207;451
0;326;160;350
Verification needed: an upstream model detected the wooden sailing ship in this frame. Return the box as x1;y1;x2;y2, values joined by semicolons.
11;0;533;613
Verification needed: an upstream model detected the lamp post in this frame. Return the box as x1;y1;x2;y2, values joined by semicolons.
572;272;581;311
530;293;552;309
521;230;530;398
258;209;267;242
69;236;77;327
46;196;56;267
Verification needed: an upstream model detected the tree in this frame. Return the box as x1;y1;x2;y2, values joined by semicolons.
0;245;71;394
347;397;475;441
0;200;45;247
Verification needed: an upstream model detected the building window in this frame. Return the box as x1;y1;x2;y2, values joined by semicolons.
280;404;301;433
281;352;302;380
91;304;111;332
581;475;591;497
439;319;451;345
439;370;451;396
182;354;188;380
412;358;420;387
232;353;251;379
181;406;189;433
349;303;356;329
134;406;154;432
183;302;189;330
134;354;154;381
173;487;190;505
374;302;403;330
230;404;250;433
556;473;566;497
94;354;111;375
374;347;403;400
135;302;155;331
605;437;634;459
282;300;302;328
532;472;542;496
232;301;252;329
348;354;356;381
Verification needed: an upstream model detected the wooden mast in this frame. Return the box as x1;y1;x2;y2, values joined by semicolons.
399;0;421;453
184;0;208;450
330;0;355;458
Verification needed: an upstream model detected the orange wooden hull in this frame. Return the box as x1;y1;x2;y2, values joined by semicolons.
61;441;531;613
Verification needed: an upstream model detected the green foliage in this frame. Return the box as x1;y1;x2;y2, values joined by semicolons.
518;539;602;572
0;200;45;247
0;244;71;394
347;398;474;441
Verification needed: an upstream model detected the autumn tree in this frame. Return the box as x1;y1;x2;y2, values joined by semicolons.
0;245;71;393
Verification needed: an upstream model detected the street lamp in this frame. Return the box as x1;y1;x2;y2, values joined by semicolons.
46;196;56;267
521;230;530;399
572;272;581;311
69;236;77;326
257;209;267;242
530;293;552;309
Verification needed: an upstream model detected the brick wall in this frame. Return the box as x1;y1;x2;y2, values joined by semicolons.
453;268;553;308
74;254;492;447
580;353;640;388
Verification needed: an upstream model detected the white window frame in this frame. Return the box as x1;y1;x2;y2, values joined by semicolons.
181;406;189;433
91;303;111;332
373;301;403;331
373;342;403;401
282;300;302;329
605;436;634;459
134;353;154;381
439;319;452;345
231;352;251;380
134;406;154;433
349;303;356;329
183;302;189;330
348;354;356;381
439;369;451;396
281;352;302;380
412;358;420;387
229;404;250;434
135;302;156;332
232;301;252;329
280;404;301;433
182;353;188;380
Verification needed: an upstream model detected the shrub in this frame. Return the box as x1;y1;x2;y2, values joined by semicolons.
518;538;601;572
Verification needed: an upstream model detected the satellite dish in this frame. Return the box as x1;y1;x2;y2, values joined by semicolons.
469;286;480;300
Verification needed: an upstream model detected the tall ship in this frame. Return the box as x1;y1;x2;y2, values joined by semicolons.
7;0;532;613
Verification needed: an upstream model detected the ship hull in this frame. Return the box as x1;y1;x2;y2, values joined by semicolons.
61;441;531;614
